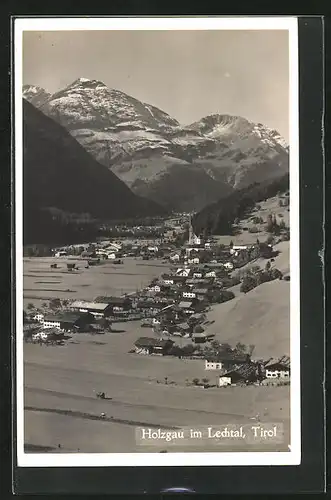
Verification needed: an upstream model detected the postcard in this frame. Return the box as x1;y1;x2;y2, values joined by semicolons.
14;16;300;467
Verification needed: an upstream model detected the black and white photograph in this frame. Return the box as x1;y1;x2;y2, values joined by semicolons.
15;17;300;467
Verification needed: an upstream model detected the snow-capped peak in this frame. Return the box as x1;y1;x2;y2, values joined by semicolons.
77;77;91;83
22;85;52;107
23;84;44;94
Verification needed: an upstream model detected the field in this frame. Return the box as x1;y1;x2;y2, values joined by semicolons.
204;279;290;359
24;324;290;453
23;256;169;308
23;209;291;455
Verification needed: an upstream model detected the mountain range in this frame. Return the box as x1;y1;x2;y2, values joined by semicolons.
23;78;289;212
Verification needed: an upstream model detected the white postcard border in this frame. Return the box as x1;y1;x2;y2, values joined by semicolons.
15;16;300;467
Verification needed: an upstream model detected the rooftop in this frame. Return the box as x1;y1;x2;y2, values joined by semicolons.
94;296;131;305
192;288;210;294
135;337;174;348
70;301;110;311
265;355;290;369
222;363;257;379
178;301;193;308
44;312;88;323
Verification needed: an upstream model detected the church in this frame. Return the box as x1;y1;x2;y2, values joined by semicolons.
186;215;204;253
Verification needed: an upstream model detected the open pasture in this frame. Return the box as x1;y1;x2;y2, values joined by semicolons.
23;256;169;307
24;322;290;453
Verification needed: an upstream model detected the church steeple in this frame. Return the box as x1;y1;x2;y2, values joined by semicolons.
188;214;201;246
188;214;194;245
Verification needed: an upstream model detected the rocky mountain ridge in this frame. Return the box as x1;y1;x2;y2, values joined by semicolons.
23;78;289;211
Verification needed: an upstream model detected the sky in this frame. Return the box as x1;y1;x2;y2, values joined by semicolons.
22;30;289;140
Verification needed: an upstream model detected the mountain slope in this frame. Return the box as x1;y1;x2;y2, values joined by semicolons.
192;173;289;236
22;85;52;108
24;79;289;211
203;279;290;358
23;99;165;230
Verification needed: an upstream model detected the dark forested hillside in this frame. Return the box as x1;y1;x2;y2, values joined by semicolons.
192;174;289;236
23;99;165;244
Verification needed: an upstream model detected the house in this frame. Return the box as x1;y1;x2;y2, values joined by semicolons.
205;360;224;370
230;245;248;255
205;271;217;278
163;278;174;285
218;376;232;387
170;275;189;284
141;317;161;327
55;251;67;257
70;301;113;318
187;257;200;265
192;288;212;301
205;351;251;371
148;284;161;293
224;262;234;270
188;312;206;324
219;363;258;385
192;332;207;344
94;296;132;312
147;246;158;253
32;330;49;342
81;250;96;258
177;301;194;314
170;253;180;262
182;290;196;299
192;272;203;279
32;327;64;342
264;356;290;379
33;313;44;323
176;268;191;277
43;312;93;331
136;301;166;316
134;337;174;355
106;252;117;260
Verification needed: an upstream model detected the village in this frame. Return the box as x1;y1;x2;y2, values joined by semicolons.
23;207;291;391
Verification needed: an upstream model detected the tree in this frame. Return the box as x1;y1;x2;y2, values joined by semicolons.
257;271;271;285
164;377;168;385
220;343;232;352
211;340;221;350
235;342;247;353
230;240;234;249
49;298;61;310
266;214;274;233
240;275;257;293
281;230;290;241
270;268;283;280
202;378;210;387
248;344;256;356
27;303;34;310
265;261;271;271
192;378;200;386
218;290;235;303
